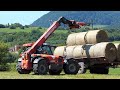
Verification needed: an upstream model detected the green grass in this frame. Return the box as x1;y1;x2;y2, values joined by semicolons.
0;27;38;33
0;27;68;33
112;41;120;43
93;25;108;28
0;68;120;79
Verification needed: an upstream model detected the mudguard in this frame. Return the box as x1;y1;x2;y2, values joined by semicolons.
33;58;44;64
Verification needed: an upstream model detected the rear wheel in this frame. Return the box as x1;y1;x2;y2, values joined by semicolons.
49;69;62;75
64;60;79;74
33;60;48;75
16;62;31;74
90;67;109;74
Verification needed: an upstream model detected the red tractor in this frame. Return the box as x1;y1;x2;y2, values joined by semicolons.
16;16;88;75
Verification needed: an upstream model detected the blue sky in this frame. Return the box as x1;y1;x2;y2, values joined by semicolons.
0;11;50;25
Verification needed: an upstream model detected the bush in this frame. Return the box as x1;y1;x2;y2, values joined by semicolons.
0;24;6;28
24;25;29;28
0;42;11;71
8;63;16;71
38;27;42;29
13;23;23;27
20;26;24;29
6;53;19;63
0;64;10;71
10;25;16;29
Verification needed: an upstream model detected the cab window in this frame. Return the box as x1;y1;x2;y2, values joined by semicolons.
42;45;52;55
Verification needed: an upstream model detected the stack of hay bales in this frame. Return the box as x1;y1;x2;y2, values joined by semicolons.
54;30;119;62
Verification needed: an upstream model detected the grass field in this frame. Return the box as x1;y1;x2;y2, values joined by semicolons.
0;27;120;79
0;27;68;34
0;68;120;79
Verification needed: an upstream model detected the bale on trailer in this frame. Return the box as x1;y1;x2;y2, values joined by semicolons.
114;43;120;61
66;33;78;46
54;42;117;62
54;46;66;56
73;42;117;62
73;44;93;59
66;30;109;46
65;46;76;59
85;30;108;44
93;42;117;62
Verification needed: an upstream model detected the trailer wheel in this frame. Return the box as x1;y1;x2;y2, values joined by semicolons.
78;62;87;74
49;69;62;75
64;60;79;74
16;62;31;74
33;60;48;75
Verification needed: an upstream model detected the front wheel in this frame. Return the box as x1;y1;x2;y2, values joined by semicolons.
63;60;79;74
33;60;48;75
16;62;31;74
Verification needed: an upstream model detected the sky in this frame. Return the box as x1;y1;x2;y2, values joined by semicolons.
0;11;50;25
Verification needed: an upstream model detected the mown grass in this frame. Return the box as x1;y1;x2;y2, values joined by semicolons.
0;64;120;79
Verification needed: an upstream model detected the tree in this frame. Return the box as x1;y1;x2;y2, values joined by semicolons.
24;25;29;28
0;24;6;28
14;23;23;27
10;25;16;29
0;42;11;71
0;42;9;64
20;26;24;29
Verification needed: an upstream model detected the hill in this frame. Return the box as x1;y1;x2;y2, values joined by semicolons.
31;11;120;29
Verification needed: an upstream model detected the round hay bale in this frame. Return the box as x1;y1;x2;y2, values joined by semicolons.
73;44;93;59
86;30;108;44
114;43;120;61
66;30;109;46
66;33;77;46
75;32;87;45
65;46;76;59
93;42;117;62
54;46;66;57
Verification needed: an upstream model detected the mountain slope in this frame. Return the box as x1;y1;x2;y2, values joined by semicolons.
31;11;120;28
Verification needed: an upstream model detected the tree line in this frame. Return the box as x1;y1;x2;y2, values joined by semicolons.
0;23;30;29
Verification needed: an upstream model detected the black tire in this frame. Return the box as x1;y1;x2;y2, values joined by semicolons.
16;62;31;74
90;67;109;74
33;60;48;75
78;62;87;74
49;69;62;75
63;60;79;74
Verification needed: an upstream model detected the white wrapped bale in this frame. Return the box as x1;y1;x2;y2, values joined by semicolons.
114;43;120;61
92;42;117;62
65;46;76;59
66;30;109;46
73;45;93;59
53;46;66;56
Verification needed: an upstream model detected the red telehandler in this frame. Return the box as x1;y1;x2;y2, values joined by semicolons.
16;16;88;75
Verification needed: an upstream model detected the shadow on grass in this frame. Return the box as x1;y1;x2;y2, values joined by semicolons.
31;73;67;76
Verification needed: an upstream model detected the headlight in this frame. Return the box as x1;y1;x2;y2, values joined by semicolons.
22;55;24;58
18;58;22;61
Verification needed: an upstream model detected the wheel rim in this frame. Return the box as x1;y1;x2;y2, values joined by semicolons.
68;64;76;72
78;62;84;73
